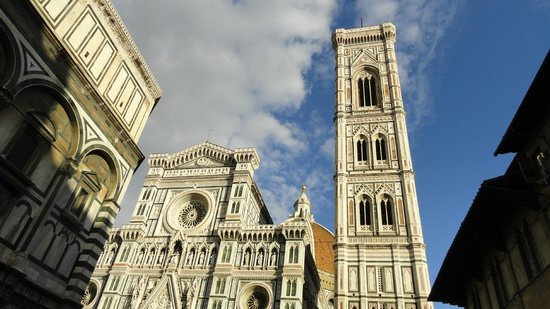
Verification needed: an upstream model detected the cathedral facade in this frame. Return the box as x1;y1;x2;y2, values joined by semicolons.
331;24;432;309
86;143;334;308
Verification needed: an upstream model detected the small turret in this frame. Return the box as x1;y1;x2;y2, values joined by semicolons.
292;185;313;221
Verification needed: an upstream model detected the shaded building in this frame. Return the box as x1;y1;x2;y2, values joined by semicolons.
0;0;161;307
87;142;333;309
430;51;550;308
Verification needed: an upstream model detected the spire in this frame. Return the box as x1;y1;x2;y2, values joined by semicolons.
295;185;310;208
292;185;313;221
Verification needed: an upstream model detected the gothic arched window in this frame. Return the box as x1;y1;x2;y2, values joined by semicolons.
381;199;393;225
231;201;240;213
288;245;299;264
121;246;130;261
291;279;297;296
357;72;378;107
375;137;387;161
215;277;226;294
356;138;368;162
222;245;231;263
358;197;371;226
137;204;146;216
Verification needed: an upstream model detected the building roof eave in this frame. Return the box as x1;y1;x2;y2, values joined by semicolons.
429;167;539;305
494;50;550;156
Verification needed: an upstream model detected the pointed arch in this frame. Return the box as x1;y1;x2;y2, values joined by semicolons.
380;194;394;226
357;194;372;226
375;134;388;161
353;67;380;108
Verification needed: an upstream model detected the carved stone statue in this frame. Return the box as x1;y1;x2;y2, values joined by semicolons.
106;249;114;265
186;250;194;265
147;251;155;264
270;251;277;266
171;252;179;265
243;250;250;266
198;251;205;265
136;250;143;265
256;251;264;266
158;250;165;264
209;251;216;265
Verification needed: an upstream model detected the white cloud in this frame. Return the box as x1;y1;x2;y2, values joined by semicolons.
320;137;333;158
113;0;337;224
356;0;462;128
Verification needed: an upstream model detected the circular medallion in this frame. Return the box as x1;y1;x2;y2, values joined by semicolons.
177;201;207;228
240;284;271;309
196;157;210;166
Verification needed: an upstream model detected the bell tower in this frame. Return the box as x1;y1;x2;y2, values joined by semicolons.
332;24;432;309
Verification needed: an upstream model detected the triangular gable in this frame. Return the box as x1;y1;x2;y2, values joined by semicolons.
352;124;370;136
139;274;181;309
354;184;375;196
351;48;379;67
161;142;236;169
82;171;102;192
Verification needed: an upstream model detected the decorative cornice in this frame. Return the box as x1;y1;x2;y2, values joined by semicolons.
332;23;396;48
149;142;260;170
92;0;162;100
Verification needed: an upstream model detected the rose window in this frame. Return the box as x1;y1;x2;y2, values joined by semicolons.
81;281;98;307
177;201;207;228
246;291;268;309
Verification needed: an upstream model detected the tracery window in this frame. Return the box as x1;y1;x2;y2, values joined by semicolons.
380;199;393;225
375;137;387;161
142;188;153;200
120;246;130;261
80;280;98;306
234;185;244;197
231;201;241;213
288;245;299;263
286;279;292;296
358;196;371;226
357;72;378;107
291;279;297;296
108;276;120;291
178;201;207;228
246;290;268;309
215;277;226;294
356;138;368;162
285;279;296;296
221;245;231;263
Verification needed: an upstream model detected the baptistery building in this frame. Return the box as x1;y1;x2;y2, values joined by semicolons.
0;1;160;307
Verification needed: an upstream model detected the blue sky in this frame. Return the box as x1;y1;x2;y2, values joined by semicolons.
113;0;549;307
